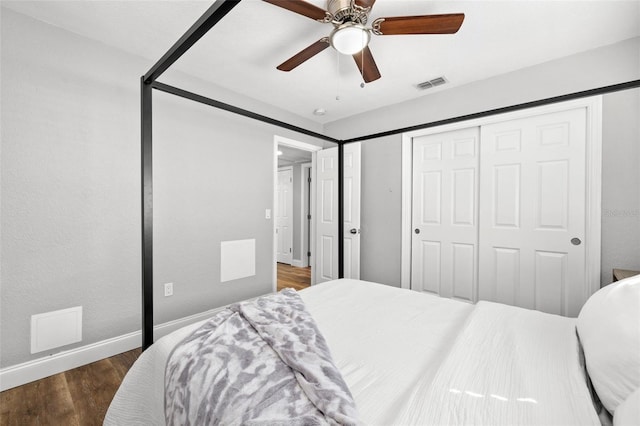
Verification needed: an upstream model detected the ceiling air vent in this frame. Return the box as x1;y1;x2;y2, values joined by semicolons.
417;76;448;90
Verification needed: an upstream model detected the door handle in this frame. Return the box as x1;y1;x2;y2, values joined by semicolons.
571;237;581;246
415;228;420;234
350;228;360;234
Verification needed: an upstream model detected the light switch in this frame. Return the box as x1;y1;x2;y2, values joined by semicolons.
265;209;271;219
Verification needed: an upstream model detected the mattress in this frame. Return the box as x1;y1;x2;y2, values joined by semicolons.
105;278;599;425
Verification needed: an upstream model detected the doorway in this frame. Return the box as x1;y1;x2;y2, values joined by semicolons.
274;136;320;292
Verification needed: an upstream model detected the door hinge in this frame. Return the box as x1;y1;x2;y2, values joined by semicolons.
308;177;312;183
275;228;278;234
307;214;311;220
290;177;292;183
290;248;292;253
307;251;311;257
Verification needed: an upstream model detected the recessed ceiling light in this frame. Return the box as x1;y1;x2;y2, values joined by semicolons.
313;108;326;116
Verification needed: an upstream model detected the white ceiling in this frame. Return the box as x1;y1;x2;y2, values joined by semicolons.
4;0;640;126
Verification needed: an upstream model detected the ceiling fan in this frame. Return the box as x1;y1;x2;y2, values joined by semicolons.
263;0;465;83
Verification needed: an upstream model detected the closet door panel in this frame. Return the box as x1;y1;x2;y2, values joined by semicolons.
415;240;441;295
452;243;475;302
492;164;520;228
452;168;475;226
494;247;520;306
479;107;587;316
412;127;479;301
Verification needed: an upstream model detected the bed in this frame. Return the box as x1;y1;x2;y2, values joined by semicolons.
105;276;640;425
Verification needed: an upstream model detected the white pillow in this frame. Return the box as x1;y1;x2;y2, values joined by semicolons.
614;387;640;426
576;274;640;414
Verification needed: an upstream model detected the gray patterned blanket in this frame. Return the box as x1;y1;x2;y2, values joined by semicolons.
165;289;360;425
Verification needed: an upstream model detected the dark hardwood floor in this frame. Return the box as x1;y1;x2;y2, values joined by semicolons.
0;348;140;426
277;263;311;291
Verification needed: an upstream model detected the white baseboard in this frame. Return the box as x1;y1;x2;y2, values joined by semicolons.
291;259;307;268
0;307;225;392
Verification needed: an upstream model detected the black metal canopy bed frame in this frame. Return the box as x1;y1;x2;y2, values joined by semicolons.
140;0;640;352
108;2;640;424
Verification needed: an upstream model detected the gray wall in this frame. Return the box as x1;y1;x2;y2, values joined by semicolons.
601;88;640;284
0;8;328;368
153;91;273;324
360;136;402;287
1;8;141;368
358;89;640;289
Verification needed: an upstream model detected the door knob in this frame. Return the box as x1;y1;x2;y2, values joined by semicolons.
350;228;359;234
415;228;420;234
571;237;581;246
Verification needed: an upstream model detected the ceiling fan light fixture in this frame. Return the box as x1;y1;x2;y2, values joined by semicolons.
330;23;370;55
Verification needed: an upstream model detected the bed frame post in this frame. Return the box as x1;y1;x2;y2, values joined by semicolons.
141;77;154;351
338;143;344;278
143;0;241;83
139;0;244;351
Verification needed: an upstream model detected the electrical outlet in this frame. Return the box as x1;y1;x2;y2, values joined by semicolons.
164;282;173;297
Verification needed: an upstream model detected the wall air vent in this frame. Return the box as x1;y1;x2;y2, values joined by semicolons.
417;76;448;90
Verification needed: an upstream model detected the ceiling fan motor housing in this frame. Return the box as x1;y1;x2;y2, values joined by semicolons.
328;0;370;24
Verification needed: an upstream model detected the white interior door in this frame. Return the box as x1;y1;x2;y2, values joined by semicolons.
276;168;293;265
315;147;338;283
478;107;587;316
343;142;361;279
411;128;479;301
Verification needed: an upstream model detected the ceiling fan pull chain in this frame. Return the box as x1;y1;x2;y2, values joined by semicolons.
360;33;365;86
336;49;341;101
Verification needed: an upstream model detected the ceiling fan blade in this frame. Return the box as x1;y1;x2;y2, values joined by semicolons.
354;0;377;9
373;14;465;35
352;46;381;83
262;0;329;21
277;38;330;71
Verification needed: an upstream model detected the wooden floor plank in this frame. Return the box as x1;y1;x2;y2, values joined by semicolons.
277;263;311;291
41;374;80;426
0;348;140;426
0;373;79;426
64;359;123;426
109;348;142;381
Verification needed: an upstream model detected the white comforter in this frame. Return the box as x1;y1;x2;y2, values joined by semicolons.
395;301;600;425
105;279;599;425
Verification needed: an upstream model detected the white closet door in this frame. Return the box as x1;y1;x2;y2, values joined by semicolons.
478;107;587;317
411;127;479;301
343;142;361;279
276;168;293;265
315;147;339;283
